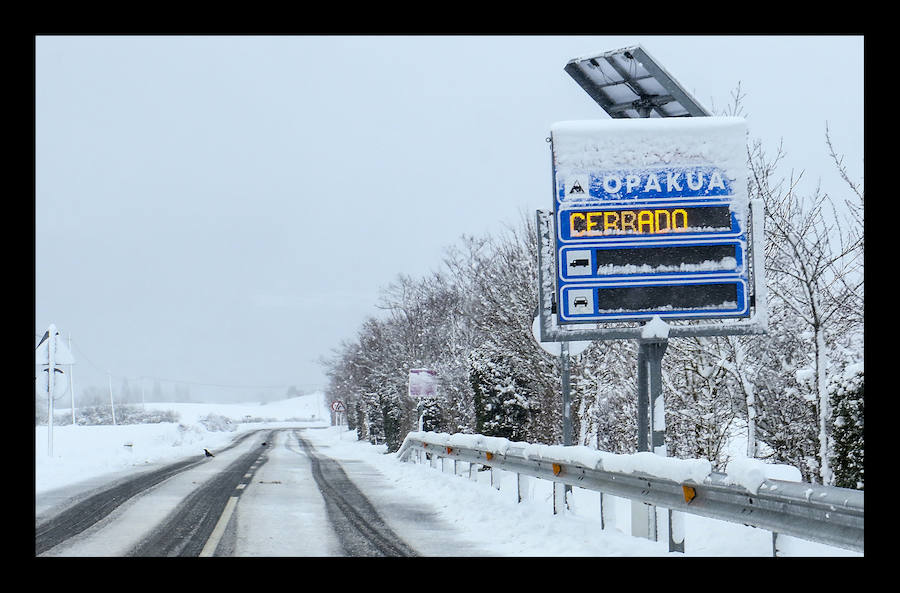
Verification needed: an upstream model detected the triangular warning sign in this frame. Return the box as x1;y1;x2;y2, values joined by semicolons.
35;325;75;365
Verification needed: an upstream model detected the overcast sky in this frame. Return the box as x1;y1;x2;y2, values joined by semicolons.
34;35;864;401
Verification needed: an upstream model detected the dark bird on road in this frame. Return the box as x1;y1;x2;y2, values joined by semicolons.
204;448;214;457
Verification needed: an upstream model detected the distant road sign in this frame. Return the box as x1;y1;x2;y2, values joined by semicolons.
37;367;68;398
551;117;751;323
331;400;346;412
408;368;437;398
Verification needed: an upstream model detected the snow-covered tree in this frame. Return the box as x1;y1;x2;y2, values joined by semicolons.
663;338;741;470
572;340;637;454
443;215;561;443
828;364;864;490
748;129;863;484
417;395;445;433
469;345;531;441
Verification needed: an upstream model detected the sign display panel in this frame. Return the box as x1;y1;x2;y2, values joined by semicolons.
551;117;750;323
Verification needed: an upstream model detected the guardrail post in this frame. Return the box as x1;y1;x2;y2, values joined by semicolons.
646;338;684;553
553;482;567;514
517;473;530;503
600;492;615;531
559;342;574;513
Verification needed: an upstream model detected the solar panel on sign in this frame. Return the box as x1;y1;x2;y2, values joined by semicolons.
564;45;709;118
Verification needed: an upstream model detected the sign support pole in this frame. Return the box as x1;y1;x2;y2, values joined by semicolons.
555;341;574;514
631;334;684;551
632;340;655;540
47;333;56;457
36;325;74;456
646;338;685;552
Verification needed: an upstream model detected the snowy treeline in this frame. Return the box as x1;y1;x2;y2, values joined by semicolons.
323;113;863;488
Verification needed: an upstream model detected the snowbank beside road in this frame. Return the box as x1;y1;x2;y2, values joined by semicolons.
34;394;859;556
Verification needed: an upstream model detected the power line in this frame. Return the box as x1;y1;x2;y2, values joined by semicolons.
64;336;321;392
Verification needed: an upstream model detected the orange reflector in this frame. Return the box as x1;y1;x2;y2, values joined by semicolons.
485;452;493;461
682;485;697;503
446;446;453;454
552;463;563;476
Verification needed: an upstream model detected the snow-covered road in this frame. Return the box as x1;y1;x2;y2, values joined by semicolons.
34;396;860;557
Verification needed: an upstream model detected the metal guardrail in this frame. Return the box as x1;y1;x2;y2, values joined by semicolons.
397;432;864;553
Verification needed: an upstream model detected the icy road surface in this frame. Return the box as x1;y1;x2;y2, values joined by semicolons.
36;427;492;557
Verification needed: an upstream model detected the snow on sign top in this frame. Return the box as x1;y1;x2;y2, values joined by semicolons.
551;117;747;196
549;117;753;324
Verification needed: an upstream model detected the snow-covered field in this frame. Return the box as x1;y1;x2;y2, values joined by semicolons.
35;394;860;557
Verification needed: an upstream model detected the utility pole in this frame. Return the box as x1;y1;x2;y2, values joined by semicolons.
107;371;117;425
68;333;76;425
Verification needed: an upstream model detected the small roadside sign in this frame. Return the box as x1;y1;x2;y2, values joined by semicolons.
408;368;437;398
35;327;75;366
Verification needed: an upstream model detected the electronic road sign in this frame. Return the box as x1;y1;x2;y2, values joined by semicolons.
551;117;751;323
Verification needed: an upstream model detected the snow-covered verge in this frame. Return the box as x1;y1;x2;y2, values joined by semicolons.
311;427;858;557
35;395;860;556
35;396;327;494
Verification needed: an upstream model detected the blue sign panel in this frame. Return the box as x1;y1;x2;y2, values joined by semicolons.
558;166;735;203
550;118;750;323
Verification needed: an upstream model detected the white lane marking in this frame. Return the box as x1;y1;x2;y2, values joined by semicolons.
199;496;239;557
